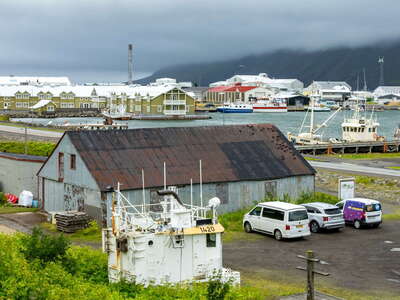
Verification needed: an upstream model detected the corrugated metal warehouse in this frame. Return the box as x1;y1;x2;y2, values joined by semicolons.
37;124;315;226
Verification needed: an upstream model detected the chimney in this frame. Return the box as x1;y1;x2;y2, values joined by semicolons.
128;44;133;85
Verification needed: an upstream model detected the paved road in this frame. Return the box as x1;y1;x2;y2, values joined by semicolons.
309;160;400;177
0;124;63;138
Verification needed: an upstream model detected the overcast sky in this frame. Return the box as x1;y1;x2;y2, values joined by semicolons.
0;0;399;83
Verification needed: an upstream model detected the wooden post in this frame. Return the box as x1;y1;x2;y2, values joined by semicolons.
307;250;315;300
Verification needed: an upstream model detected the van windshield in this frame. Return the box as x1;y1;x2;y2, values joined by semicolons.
288;210;308;222
364;204;381;212
324;208;341;215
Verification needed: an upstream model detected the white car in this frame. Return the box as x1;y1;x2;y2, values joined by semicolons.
301;202;345;233
243;201;310;240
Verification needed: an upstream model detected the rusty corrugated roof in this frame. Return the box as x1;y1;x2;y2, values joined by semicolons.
67;124;315;192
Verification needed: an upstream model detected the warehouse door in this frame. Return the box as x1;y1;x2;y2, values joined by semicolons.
264;181;277;200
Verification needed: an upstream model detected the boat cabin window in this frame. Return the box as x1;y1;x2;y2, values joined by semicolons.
206;233;216;247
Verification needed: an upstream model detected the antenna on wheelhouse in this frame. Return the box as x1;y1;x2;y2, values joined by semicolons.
199;160;203;215
163;162;166;190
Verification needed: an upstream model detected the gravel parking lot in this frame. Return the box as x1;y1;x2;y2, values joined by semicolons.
223;221;400;293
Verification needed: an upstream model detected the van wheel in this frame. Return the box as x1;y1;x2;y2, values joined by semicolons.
244;222;252;233
354;220;361;229
274;230;283;241
372;223;380;228
310;221;320;233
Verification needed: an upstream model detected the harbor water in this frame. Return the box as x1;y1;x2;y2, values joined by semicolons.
13;110;400;140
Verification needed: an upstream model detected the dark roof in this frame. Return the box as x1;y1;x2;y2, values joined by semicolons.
67;124;315;192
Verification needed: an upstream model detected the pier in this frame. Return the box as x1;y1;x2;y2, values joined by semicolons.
295;140;400;155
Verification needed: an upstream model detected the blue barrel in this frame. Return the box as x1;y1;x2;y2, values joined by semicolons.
32;200;39;208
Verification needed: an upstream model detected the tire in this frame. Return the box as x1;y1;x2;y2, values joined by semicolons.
310;221;320;233
372;223;380;228
244;222;253;233
274;229;283;241
354;220;362;229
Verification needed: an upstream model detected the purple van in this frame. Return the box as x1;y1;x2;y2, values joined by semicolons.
336;198;382;229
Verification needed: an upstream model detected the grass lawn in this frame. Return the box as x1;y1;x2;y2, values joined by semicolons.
40;221;102;243
0;206;39;214
241;271;400;300
387;166;400;170
303;156;322;161
0;121;64;133
323;152;400;160
0;140;56;156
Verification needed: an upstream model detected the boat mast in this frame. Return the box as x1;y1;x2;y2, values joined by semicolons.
310;96;315;135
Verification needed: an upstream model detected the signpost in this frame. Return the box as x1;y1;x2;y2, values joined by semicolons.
297;250;330;300
338;178;355;200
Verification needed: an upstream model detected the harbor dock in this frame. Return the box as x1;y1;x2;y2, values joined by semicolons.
295;140;400;155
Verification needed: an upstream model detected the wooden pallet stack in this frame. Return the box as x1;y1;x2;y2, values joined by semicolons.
55;212;91;233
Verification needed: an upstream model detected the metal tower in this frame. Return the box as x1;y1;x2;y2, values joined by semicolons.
378;56;384;86
128;44;133;85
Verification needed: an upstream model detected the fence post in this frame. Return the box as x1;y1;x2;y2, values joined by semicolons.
307;250;315;300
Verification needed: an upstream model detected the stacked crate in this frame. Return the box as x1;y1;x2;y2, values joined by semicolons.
55;212;91;233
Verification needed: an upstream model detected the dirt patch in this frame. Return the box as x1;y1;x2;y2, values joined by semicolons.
223;221;400;294
0;224;16;234
0;212;47;233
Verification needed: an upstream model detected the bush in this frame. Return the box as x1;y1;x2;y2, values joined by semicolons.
0;192;6;205
295;192;339;205
355;176;375;185
20;227;70;263
0;115;10;121
62;246;108;284
207;273;230;300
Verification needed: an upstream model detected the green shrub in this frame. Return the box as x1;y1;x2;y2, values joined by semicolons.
207;273;231;300
0;192;6;205
20;227;70;263
355;176;375;185
295;192;339;205
219;207;253;232
62;246;108;284
0;115;10;121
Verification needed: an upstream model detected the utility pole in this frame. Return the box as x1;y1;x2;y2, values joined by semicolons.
378;56;384;86
297;250;330;300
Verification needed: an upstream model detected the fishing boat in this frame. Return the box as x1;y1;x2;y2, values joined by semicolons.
252;98;287;113
309;105;331;112
342;103;384;142
287;97;342;145
102;104;132;120
217;102;253;113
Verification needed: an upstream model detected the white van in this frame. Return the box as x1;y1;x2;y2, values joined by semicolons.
243;201;310;240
